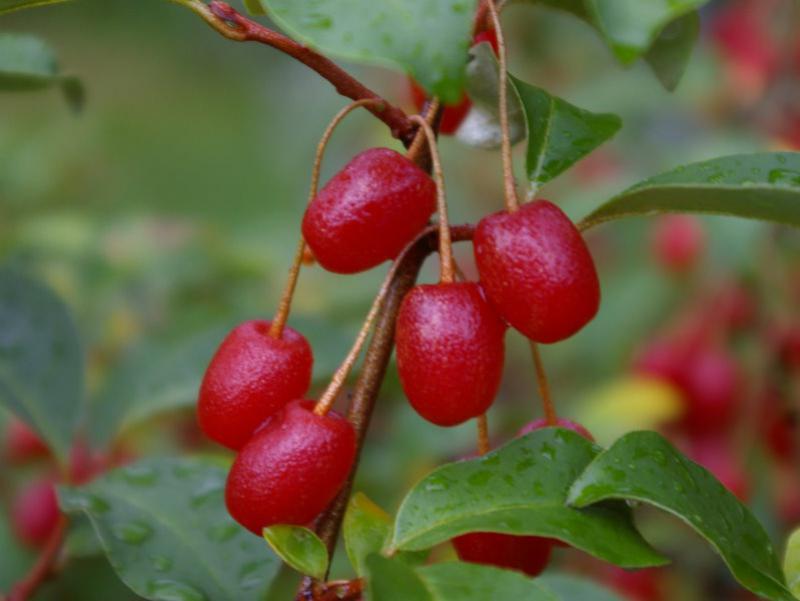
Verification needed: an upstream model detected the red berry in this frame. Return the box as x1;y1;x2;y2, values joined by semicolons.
473;29;499;55
198;320;313;450
302;148;437;274
632;339;688;384
606;566;664;601
225;400;356;534
517;417;594;441
69;439;107;485
409;81;472;135
395;282;505;426
5;418;49;463
11;478;60;548
452;531;552;577
474;200;600;343
651;215;705;272
687;436;749;501
680;348;739;436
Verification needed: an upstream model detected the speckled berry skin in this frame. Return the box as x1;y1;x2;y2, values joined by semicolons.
474;200;600;344
518;417;594;441
301;148;437;274
12;478;60;548
225;400;356;534
198;320;313;451
395;282;505;426
452;531;553;577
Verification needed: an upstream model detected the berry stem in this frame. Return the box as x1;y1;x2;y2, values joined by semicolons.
486;0;519;213
530;342;558;425
269;98;384;339
409;114;454;284
313;260;403;416
406;98;441;166
477;414;490;456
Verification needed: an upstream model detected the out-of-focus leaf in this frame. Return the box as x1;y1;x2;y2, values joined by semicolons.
0;269;83;463
0;505;34;591
783;527;800;598
0;34;83;110
344;493;392;576
88;326;226;447
417;562;554;600
0;0;68;15
392;428;667;568
263;525;328;580
258;0;477;103
365;554;432;601
65;514;104;558
538;573;626;600
456;42;525;149
643;12;699;91
242;0;265;15
569;431;793;601
59;457;280;601
574;376;683;446
510;75;621;188
580;153;800;230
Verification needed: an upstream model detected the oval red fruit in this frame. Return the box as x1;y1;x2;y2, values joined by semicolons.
12;477;60;548
225;400;356;534
5;418;49;463
396;282;505;426
302;148;437;274
452;531;553;577
198;320;313;450
474;200;600;343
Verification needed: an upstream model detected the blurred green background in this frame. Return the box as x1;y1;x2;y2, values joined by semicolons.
1;1;798;599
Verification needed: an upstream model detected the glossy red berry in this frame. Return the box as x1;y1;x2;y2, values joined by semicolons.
225;400;356;534
518;417;594;441
474;200;600;343
302;148;437;274
395;282;505;426
680;348;739;435
409;82;472;135
452;531;553;577
198;320;313;450
651;215;705;272
12;478;60;548
5;418;49;463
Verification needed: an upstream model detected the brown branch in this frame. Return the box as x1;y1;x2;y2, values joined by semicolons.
203;1;417;144
8;516;68;601
296;223;475;600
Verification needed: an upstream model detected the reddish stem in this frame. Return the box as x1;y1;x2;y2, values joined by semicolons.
8;516;67;601
206;2;416;144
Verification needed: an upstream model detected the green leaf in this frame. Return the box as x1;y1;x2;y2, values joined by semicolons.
643;12;699;92
0;34;83;110
365;554;433;601
391;428;667;568
88;326;226;447
0;505;34;591
59;457;280;601
65;515;104;558
783;527;800;598
417;562;554;600
242;0;265;15
537;572;626;600
456;42;525;149
510;75;621;189
0;269;83;463
0;0;68;15
263;525;328;580
579;153;800;231
568;431;793;601
258;0;478;103
344;492;392;576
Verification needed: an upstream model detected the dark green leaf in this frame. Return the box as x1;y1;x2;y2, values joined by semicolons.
579;153;800;230
417;562;554;600
643;12;699;91
537;572;626;600
456;42;525;149
263;525;328;580
784;527;800;598
511;75;621;188
65;515;104;558
242;0;265;15
0;0;68;15
344;492;392;576
0;269;83;463
391;428;666;568
258;0;477;103
0;505;34;591
365;554;433;601
568;431;793;601
88;326;225;447
0;34;82;109
59;457;280;601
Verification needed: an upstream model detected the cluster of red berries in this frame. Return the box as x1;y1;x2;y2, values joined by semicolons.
3;419;110;548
